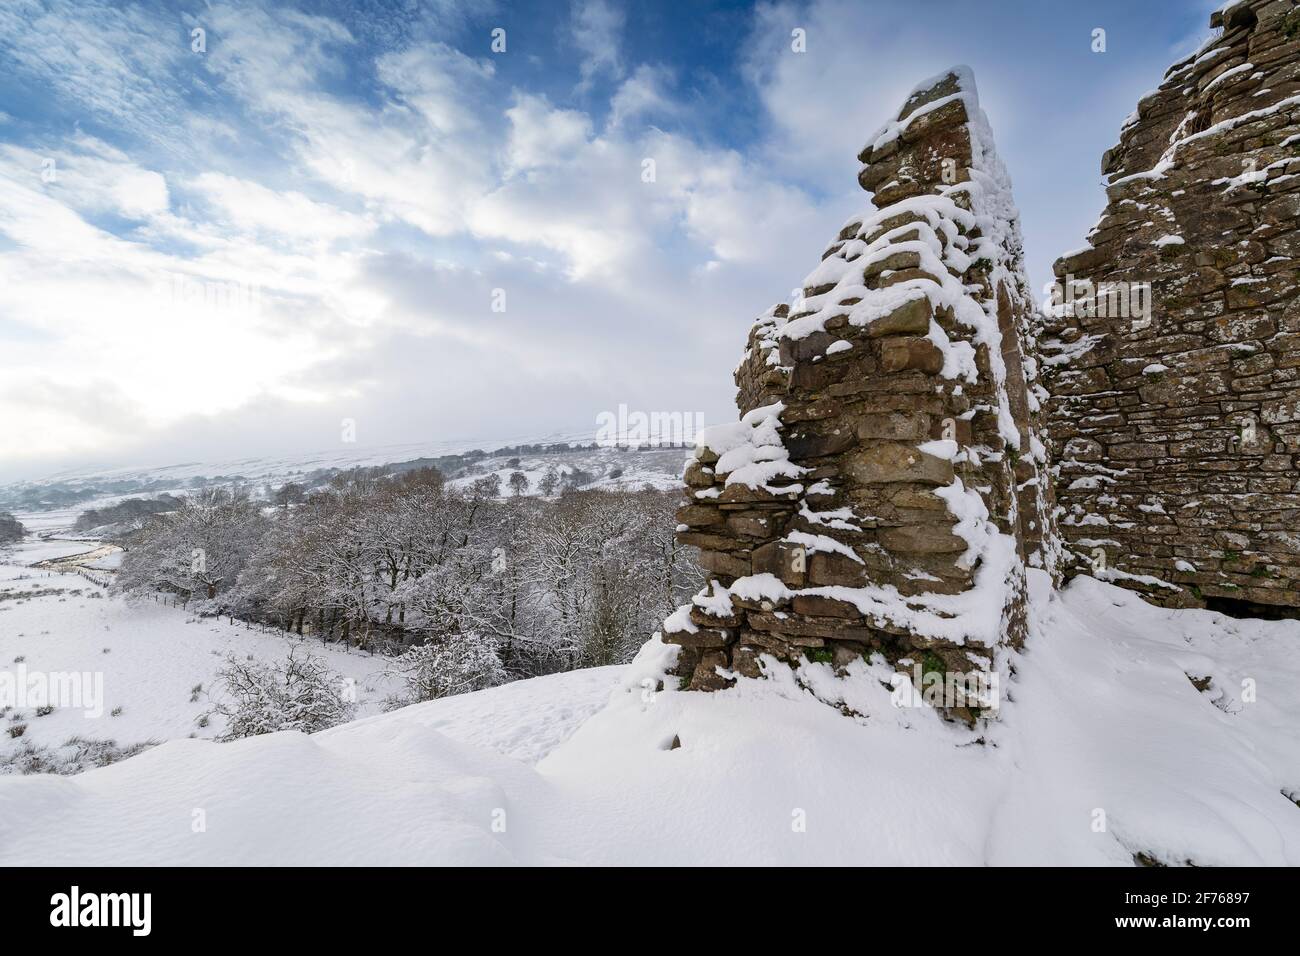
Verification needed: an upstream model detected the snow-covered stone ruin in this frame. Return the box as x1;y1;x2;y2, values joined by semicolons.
1045;0;1300;615
662;67;1057;716
662;0;1300;704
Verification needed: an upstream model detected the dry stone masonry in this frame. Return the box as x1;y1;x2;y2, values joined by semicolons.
658;2;1300;706
662;68;1057;709
1044;0;1300;613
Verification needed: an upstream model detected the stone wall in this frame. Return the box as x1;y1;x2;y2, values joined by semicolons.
1044;0;1300;611
663;68;1056;709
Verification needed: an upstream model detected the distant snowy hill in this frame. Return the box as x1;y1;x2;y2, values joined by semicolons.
3;570;1297;866
0;435;690;514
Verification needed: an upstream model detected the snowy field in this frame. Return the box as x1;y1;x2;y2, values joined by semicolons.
1;557;1297;865
0;523;399;769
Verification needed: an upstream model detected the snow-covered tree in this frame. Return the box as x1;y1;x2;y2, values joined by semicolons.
0;512;26;544
116;487;266;606
472;473;502;498
119;471;701;690
207;645;356;740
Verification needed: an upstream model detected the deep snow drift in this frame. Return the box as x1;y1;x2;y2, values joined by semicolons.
2;568;1296;866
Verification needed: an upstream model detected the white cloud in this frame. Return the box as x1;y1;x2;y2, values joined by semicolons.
191;172;372;243
375;43;497;136
571;0;626;90
202;10;499;236
0;0;185;142
0;137;376;465
741;0;926;191
202;2;355;103
0;137;170;222
504;93;592;173
609;64;678;128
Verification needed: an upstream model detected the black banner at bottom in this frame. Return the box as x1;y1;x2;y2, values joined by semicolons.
5;866;1289;940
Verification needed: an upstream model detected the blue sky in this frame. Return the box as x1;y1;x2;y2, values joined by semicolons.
0;0;1220;479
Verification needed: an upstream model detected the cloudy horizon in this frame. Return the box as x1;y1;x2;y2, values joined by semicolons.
0;0;1220;482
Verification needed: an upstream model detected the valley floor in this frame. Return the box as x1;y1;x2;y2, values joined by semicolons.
1;523;1297;864
0;527;399;771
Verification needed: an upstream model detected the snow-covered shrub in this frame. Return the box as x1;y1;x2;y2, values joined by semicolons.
207;646;356;740
387;634;506;706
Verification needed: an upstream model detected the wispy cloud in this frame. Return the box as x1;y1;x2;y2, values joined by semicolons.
570;0;625;91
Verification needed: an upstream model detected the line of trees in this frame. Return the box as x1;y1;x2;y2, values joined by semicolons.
113;469;702;699
74;495;180;533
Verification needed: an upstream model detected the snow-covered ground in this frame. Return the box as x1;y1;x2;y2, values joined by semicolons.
1;564;1296;866
0;526;399;768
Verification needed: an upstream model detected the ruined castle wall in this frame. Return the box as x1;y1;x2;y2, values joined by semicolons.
664;68;1056;707
1044;0;1300;610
